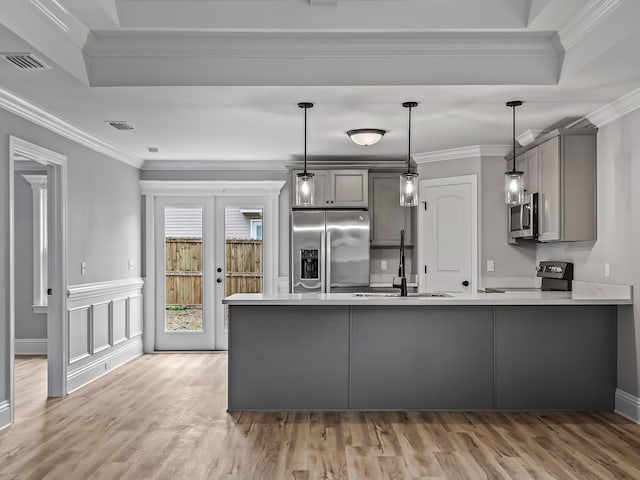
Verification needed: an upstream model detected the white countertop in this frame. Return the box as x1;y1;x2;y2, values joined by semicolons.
223;287;632;306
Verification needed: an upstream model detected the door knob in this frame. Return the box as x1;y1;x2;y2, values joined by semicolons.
462;280;469;287
216;278;222;283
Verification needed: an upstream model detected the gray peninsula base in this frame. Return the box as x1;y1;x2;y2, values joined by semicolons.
228;305;616;411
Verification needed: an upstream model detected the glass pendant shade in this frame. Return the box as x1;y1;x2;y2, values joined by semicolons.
400;173;419;207
296;172;315;206
504;170;524;206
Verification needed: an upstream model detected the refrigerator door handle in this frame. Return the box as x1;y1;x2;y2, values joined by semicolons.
320;232;326;293
326;231;332;293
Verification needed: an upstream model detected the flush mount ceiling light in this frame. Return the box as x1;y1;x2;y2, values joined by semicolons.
296;102;315;206
400;101;419;207
346;128;386;146
505;100;524;206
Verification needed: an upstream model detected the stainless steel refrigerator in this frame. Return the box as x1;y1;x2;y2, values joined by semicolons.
291;210;370;293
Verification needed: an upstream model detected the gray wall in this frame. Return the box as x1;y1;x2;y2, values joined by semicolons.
14;172;47;339
68;150;141;285
417;155;536;286
1;107;142;413
535;109;640;396
480;155;537;282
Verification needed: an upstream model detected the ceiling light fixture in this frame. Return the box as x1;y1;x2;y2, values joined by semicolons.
346;128;386;146
400;101;419;207
505;100;524;206
296;102;315;206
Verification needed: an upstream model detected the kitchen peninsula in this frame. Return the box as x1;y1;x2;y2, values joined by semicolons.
223;286;632;412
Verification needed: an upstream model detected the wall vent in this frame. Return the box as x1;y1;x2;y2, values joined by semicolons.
106;121;134;131
3;53;50;70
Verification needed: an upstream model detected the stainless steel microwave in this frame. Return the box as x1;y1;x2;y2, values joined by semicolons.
508;193;538;241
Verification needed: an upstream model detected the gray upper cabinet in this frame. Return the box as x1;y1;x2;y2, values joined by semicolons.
508;129;597;242
291;169;368;208
369;173;412;246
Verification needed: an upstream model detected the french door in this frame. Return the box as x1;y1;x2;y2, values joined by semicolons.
155;197;216;350
155;195;265;351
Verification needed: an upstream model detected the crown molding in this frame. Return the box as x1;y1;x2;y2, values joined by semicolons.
141;159;289;171
587;86;640;127
558;0;626;50
0;86;142;168
413;145;509;164
516;129;544;146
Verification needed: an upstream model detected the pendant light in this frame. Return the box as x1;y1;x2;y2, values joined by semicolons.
296;102;315;206
400;101;419;207
505;100;524;205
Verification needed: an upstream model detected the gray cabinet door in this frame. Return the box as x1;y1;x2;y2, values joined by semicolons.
228;305;350;410
350;306;494;409
495;305;616;410
538;137;561;241
516;147;539;194
369;173;412;246
330;170;368;207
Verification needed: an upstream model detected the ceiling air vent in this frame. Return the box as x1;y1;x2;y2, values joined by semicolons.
3;53;50;70
106;121;134;131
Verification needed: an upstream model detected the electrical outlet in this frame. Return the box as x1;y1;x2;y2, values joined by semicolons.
487;260;495;272
128;260;134;271
81;261;87;276
604;262;610;277
381;260;387;271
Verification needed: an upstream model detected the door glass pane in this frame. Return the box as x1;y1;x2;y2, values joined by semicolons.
164;206;203;332
225;207;264;332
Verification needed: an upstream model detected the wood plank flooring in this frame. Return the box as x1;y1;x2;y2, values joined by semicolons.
2;354;640;479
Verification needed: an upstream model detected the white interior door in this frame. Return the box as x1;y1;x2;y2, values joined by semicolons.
419;176;477;294
155;197;215;350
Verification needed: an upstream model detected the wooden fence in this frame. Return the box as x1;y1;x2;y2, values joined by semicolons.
165;237;262;306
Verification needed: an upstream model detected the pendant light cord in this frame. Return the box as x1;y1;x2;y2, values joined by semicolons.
407;105;412;174
298;102;313;175
402;101;418;174
304;105;308;175
512;103;516;173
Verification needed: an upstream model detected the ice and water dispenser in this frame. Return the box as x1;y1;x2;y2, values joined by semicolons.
300;249;319;280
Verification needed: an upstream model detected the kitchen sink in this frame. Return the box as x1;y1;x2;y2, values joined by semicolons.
352;292;453;298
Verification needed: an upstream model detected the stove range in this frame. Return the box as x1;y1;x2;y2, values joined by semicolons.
482;261;574;293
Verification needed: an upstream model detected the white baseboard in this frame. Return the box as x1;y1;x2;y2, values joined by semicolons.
67;339;143;393
0;400;11;430
15;338;47;355
615;389;640;423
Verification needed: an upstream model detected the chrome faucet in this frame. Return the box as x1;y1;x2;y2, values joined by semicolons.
393;229;408;297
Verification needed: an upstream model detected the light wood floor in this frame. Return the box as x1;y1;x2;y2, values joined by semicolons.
3;355;640;480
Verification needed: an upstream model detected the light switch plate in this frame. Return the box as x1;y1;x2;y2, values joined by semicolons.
604;262;610;277
487;260;495;272
381;260;387;271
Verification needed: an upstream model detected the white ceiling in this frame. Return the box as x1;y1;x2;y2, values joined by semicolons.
1;0;640;169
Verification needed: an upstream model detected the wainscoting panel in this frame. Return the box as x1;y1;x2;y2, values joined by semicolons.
128;294;143;338
91;302;111;354
110;298;128;346
67;278;144;393
68;307;91;364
